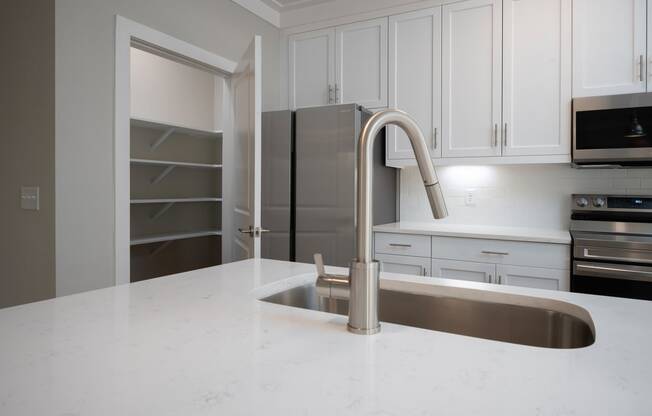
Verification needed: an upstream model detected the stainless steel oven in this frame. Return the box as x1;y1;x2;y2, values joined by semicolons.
573;93;652;166
571;194;652;300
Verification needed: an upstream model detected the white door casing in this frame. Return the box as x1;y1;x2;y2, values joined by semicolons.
231;36;262;261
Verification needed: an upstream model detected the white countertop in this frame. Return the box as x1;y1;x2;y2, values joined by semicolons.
374;221;572;244
1;259;650;415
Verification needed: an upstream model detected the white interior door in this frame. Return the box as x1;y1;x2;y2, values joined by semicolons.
336;17;388;108
502;0;571;156
442;0;502;158
387;7;442;160
231;36;262;261
431;258;495;283
289;29;335;109
572;0;646;97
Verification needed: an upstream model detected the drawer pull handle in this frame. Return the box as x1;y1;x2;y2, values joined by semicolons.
481;250;509;256
389;243;412;248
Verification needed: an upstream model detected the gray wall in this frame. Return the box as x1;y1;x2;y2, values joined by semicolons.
55;0;281;295
0;0;56;307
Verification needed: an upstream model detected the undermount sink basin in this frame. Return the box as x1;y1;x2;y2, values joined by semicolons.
260;281;595;349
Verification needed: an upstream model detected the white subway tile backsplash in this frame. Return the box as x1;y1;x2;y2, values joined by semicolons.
401;164;649;229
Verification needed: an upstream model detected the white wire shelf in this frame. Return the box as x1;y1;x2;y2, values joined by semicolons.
130;230;222;246
130;117;223;138
131;197;223;204
130;158;223;169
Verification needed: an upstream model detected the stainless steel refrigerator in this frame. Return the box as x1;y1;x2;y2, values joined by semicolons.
261;104;396;267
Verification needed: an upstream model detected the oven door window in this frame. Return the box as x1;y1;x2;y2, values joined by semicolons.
576;106;652;149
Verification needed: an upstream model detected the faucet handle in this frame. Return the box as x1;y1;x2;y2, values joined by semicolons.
313;253;350;300
314;253;326;276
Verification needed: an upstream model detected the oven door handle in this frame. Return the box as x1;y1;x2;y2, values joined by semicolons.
580;247;652;264
575;262;652;283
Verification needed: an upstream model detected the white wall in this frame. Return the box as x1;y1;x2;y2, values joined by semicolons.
56;0;280;296
401;165;652;230
130;47;220;131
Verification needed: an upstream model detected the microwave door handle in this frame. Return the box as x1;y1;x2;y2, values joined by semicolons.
575;263;652;283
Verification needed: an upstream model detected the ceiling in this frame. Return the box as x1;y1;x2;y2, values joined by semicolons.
259;0;335;11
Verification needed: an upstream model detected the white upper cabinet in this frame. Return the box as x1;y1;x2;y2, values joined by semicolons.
335;18;388;108
442;0;502;158
502;0;571;156
572;0;647;98
289;29;335;109
387;8;442;160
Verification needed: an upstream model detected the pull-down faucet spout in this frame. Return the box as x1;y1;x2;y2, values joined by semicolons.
315;109;448;335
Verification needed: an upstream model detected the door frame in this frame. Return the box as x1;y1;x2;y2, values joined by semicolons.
114;16;237;286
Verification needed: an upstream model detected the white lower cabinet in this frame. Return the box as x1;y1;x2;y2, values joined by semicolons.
431;258;494;283
496;264;569;291
376;253;431;277
374;232;570;291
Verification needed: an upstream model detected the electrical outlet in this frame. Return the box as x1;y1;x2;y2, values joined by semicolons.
465;190;475;206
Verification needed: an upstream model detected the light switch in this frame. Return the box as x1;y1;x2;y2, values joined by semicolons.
21;186;39;210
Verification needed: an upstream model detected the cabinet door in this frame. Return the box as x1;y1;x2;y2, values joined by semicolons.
431;258;495;283
496;265;569;291
376;253;432;277
503;0;571;156
289;29;335;109
572;0;646;98
387;8;442;160
335;18;388;108
442;0;502;158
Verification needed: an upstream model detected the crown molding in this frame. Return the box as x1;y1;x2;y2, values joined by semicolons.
231;0;281;27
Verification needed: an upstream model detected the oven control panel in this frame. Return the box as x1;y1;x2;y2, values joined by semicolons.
573;194;652;211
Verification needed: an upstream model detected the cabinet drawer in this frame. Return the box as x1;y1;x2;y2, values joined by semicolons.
431;236;570;269
376;253;431;277
375;233;431;258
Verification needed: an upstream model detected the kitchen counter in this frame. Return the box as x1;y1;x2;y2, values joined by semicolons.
1;259;649;415
375;221;572;244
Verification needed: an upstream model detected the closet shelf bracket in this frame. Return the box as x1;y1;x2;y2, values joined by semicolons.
150;202;175;220
151;165;175;185
150;128;175;151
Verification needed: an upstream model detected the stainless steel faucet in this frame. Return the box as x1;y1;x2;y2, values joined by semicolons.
314;109;448;335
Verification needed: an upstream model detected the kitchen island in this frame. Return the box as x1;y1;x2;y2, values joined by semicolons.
0;259;649;415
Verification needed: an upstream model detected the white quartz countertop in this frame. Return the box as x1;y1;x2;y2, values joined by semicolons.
374;221;572;244
1;259;650;415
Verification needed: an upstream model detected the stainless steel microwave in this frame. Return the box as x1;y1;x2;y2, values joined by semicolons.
573;93;652;166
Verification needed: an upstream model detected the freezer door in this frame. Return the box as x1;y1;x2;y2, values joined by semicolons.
261;110;294;261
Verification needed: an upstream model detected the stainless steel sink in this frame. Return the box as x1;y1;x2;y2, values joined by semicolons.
260;282;595;349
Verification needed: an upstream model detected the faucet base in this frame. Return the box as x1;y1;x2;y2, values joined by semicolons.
348;260;380;335
347;324;381;335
